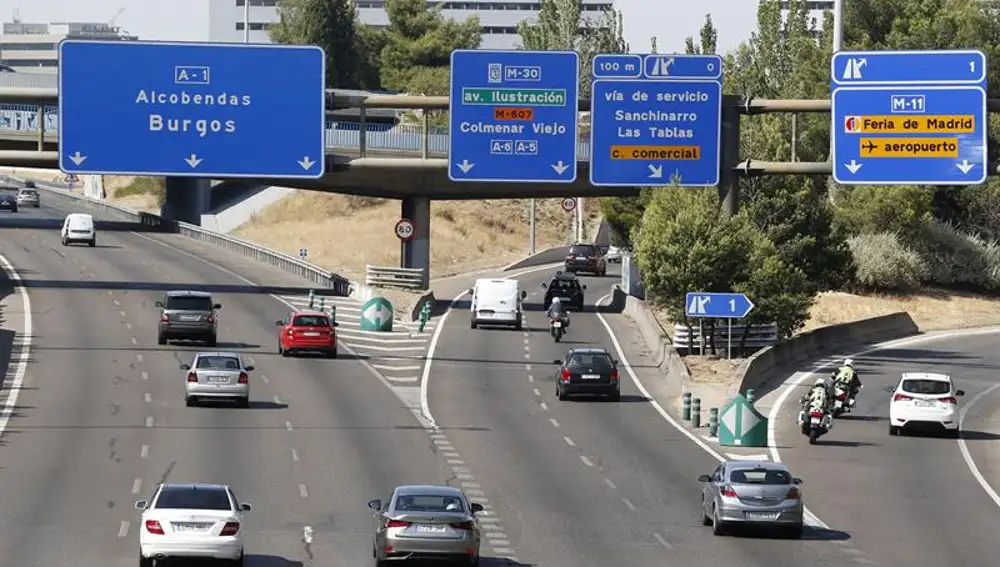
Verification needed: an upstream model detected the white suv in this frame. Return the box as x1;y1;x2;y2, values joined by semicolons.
136;483;251;566
888;372;965;437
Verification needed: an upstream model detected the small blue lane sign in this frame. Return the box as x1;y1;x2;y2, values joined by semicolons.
589;53;723;187
685;292;755;319
830;49;988;185
58;40;326;179
448;49;579;183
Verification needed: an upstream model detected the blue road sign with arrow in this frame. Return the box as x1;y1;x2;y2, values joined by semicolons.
685;292;755;319
830;49;988;186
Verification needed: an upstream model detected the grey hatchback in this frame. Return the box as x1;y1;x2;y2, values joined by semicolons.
698;460;804;538
157;291;221;346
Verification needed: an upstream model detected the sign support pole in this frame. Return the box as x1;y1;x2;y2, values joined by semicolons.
698;319;705;356
719;95;742;216
727;318;732;360
529;199;536;254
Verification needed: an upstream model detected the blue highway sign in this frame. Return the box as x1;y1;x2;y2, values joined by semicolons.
58;40;326;179
590;54;723;187
448;50;579;183
685;292;755;319
830;49;988;185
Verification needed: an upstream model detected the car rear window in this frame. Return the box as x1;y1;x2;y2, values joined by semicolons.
395;494;465;513
567;353;614;370
19;189;36;196
550;278;580;290
570;245;596;256
729;468;791;485
166;296;213;311
901;379;951;395
293;315;329;327
155;487;232;510
196;356;241;370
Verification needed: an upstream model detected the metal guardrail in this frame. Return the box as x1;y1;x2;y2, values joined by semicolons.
25;181;355;297
365;265;425;291
673;323;778;351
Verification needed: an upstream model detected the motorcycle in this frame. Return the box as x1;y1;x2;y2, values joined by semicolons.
831;383;863;418
797;406;834;444
550;316;564;342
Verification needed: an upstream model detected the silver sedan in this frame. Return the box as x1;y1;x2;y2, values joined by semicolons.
698;460;804;538
181;352;253;408
368;485;483;565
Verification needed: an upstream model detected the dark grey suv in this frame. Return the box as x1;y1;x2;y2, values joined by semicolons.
156;291;221;346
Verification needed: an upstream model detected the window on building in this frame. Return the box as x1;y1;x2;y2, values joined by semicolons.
235;22;273;31
2;59;57;67
236;0;279;6
0;42;57;51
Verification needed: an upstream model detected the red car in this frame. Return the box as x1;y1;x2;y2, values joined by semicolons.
276;310;339;358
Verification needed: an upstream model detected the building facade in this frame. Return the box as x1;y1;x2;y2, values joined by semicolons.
777;1;833;33
208;0;615;49
0;21;136;73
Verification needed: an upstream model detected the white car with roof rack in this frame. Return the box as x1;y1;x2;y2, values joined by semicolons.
888;372;965;437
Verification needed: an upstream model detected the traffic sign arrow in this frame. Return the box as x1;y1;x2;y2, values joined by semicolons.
551;161;570;174
685;291;755;318
69;151;87;166
298;156;315;170
648;164;663;178
457;160;475;173
957;159;975;174
844;160;862;173
185;154;203;168
364;303;387;325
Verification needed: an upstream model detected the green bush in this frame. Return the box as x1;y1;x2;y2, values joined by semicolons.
848;232;926;292
915;220;1000;291
834;186;934;241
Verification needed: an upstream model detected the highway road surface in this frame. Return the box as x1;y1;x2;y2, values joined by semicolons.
0;201;460;567
426;263;868;566
773;332;1000;567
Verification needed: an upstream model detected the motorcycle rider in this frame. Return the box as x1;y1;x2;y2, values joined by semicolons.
800;377;831;414
833;358;863;405
547;296;570;331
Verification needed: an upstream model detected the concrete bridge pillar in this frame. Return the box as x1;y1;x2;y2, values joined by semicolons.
162;177;212;225
400;195;431;289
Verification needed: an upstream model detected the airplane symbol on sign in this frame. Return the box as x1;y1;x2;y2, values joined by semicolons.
862;140;877;154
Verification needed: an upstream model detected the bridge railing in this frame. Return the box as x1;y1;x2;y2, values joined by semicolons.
365;265;425;291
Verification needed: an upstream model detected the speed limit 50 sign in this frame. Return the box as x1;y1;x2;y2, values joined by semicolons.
395;218;415;241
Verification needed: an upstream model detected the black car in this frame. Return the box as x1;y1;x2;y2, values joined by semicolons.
564;243;607;276
553;347;621;401
541;271;586;310
0;193;17;213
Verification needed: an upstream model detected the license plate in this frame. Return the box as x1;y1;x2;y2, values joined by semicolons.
173;523;208;531
915;400;934;407
208;376;229;383
415;524;447;533
744;512;779;521
581;374;600;380
810;417;821;425
303;331;320;336
576;256;587;260
179;315;199;321
552;321;562;328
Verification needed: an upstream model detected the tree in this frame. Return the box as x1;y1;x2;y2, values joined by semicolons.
270;0;362;89
517;0;628;100
684;15;718;54
378;0;481;95
598;190;650;248
734;237;815;346
355;25;389;90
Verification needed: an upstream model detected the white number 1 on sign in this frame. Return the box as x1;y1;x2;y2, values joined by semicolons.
729;299;735;311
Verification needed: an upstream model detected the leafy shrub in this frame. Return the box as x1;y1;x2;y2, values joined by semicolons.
913;220;1000;292
834;186;934;241
848;232;926;292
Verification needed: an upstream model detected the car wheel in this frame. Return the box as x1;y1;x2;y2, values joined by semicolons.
557;386;568;401
240;397;251;409
700;497;712;526
206;336;217;347
470;320;477;329
470;555;480;567
277;343;283;355
61;237;67;246
889;425;899;436
185;397;195;407
89;238;96;247
711;507;727;536
231;550;245;566
786;524;804;539
139;553;153;567
157;333;166;346
515;317;522;331
948;429;960;439
281;347;290;358
608;390;621;402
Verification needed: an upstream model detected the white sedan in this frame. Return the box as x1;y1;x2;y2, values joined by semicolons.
888;372;965;437
137;483;251;566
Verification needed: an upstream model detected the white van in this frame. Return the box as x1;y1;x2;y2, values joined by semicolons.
61;213;96;247
470;278;526;330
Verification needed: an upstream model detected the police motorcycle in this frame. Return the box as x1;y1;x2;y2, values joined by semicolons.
831;378;864;418
548;297;570;343
797;378;835;444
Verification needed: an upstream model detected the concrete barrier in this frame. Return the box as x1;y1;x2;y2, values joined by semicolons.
502;245;571;271
735;311;919;394
623;294;693;384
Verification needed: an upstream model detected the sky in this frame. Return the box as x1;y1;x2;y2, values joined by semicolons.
0;0;760;54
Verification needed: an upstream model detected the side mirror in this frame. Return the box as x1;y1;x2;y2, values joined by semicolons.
179;364;190;370
792;478;803;485
213;303;222;309
697;474;711;483
582;284;588;290
956;389;966;396
540;283;547;289
552;359;563;365
332;322;340;327
245;365;255;372
134;500;148;510
154;301;163;308
468;288;474;295
367;499;381;510
275;320;284;326
521;290;527;299
470;502;484;513
240;503;252;511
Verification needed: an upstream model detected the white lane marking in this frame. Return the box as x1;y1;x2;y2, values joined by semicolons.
539;401;548;411
381;375;420;383
564;436;575;447
523;339;529;345
125;322;132;330
285;421;294;432
120;310;126;317
527;375;534;382
764;325;1000;522
0;252;33;441
140;444;149;459
447;458;464;465
136;354;143;362
442;451;460;458
131;478;142;494
291;449;300;461
117;521;129;538
273;396;282;405
525;364;532;372
144;393;151;403
338;335;428;344
141;371;148;380
461;482;481;489
260;375;269;384
653;532;673;549
621;497;637;511
726;452;768;460
348;344;426;352
492;547;513;554
524;353;530;359
113;299;120;306
372;364;423;371
452;466;472;474
549;418;560;428
580;456;594;467
145;416;154;428
131;337;137;345
593;294;828;530
533;388;541;397
958;382;1000;509
603;478;617;490
299;484;309;498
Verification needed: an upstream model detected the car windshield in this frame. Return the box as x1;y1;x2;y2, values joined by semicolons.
166;296;213;311
293;315;329;327
729;468;791;485
395;494;465;513
901;379;951;395
155;487;232;510
567;353;614;370
196;356;241;370
570;245;595;256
